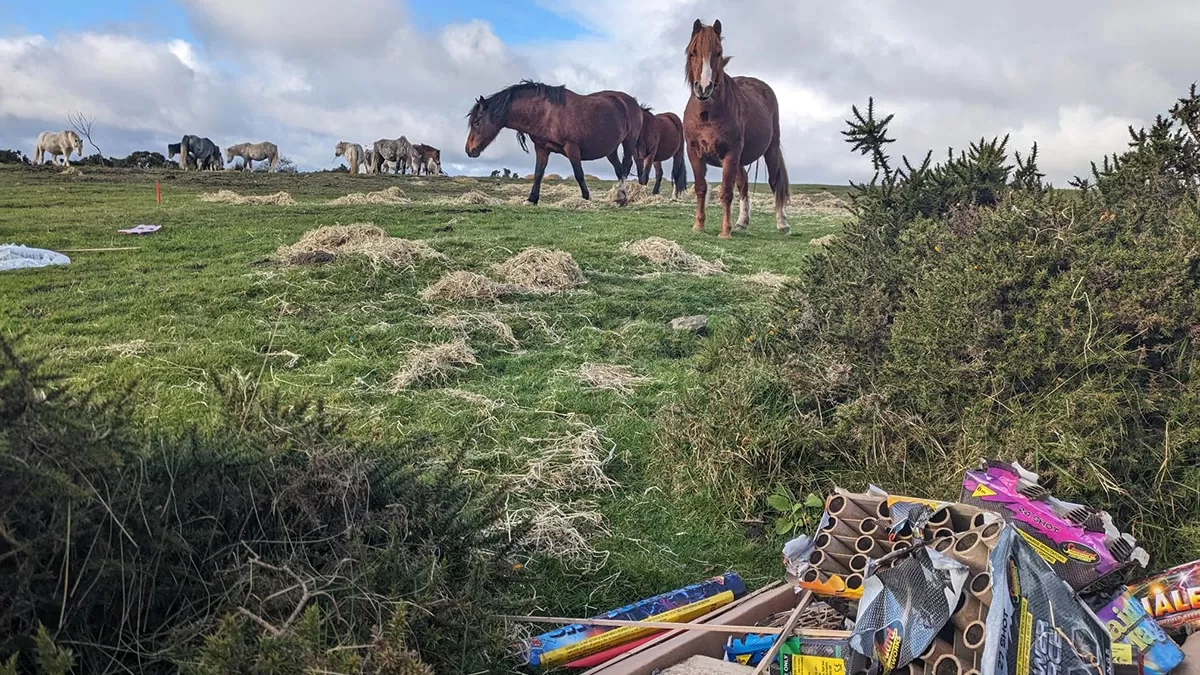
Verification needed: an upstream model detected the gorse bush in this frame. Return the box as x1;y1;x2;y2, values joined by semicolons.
665;87;1200;569
0;331;525;674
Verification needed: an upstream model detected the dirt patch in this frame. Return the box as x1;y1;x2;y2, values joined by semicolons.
325;186;410;205
620;237;726;276
200;189;296;205
276;223;446;269
492;248;586;292
577;363;653;396
389;339;479;390
420;271;526;303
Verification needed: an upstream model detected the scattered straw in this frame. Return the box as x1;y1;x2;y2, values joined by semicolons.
200;189;296;205
744;271;792;289
810;234;840;247
276;223;445;269
492;248;586;292
420;271;526;303
437;190;501;206
60;166;80;176
326;186;410;205
502;500;611;572
577;363;653;396
620;237;726;276
428;312;520;349
508;427;617;494
389;340;479;390
102;339;148;358
440;388;506;414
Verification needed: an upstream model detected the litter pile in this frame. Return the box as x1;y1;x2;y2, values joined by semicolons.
506;459;1200;674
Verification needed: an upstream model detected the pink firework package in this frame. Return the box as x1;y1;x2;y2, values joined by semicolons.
959;459;1145;592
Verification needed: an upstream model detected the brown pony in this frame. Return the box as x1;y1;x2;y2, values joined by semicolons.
683;19;790;238
465;80;643;205
634;106;688;197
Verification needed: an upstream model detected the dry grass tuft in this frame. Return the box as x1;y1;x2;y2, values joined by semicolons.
437;190;501;206
550;195;598;210
102;339;148;358
576;363;653;396
419;271;526;303
276;223;445;269
605;181;671;206
389;340;479;390
810;234;840;247
502;500;611;572
200;189;296;205
508;427;617;494
620;237;726;276
440;388;506;414
744;271;792;289
428;311;520;349
325;186;410;205
492;248;586;292
60;166;80;176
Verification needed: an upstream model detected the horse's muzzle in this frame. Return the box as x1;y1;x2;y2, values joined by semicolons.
693;83;714;100
465;145;480;158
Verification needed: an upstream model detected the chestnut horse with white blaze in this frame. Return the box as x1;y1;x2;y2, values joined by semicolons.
683;19;790;238
464;80;643;206
634;107;688;197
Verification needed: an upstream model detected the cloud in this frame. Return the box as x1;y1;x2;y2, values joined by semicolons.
2;0;1199;184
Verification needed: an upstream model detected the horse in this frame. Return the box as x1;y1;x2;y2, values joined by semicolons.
34;130;83;166
335;141;363;175
464;80;644;205
171;135;221;171
370;137;416;175
634;106;688;197
683;19;790;238
413;144;442;176
225;141;280;172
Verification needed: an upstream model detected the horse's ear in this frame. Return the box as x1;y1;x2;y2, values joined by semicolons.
692;19;702;34
713;19;721;36
722;56;732;68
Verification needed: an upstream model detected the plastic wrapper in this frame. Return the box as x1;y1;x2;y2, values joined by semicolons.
1125;557;1200;634
981;525;1114;675
1091;588;1184;675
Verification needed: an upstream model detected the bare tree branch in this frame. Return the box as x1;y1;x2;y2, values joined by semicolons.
67;110;105;166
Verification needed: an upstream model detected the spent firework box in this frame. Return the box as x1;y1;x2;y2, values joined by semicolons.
959;460;1138;591
1093;589;1184;675
1126;559;1200;635
518;572;746;669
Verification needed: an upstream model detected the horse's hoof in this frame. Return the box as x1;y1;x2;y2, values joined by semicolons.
734;222;749;231
693;223;704;232
718;232;733;240
778;226;791;235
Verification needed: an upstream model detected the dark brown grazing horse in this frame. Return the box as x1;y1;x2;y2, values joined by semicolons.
683;19;790;238
634;106;688;197
465;80;644;205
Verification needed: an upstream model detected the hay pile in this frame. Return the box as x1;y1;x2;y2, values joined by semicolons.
577;363;653;396
437;190;501;206
428;312;519;349
551;195;598;210
620;237;726;276
744;271;792;289
506;427;617;494
501;500;611;572
492;248;586;292
605;181;670;206
420;271;525;303
200;190;296;205
325;186;410;205
276;223;445;269
390;340;479;390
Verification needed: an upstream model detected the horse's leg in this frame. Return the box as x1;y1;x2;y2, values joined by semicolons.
565;142;590;200
528;144;550;204
734;166;750;231
688;142;707;232
605;151;628;206
718;153;740;239
652;161;664;195
764;142;791;234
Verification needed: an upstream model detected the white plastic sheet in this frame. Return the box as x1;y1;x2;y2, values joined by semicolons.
0;244;70;271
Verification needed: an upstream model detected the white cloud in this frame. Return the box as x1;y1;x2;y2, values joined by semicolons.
2;0;1199;183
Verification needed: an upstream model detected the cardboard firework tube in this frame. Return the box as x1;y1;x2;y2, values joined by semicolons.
947;504;988;532
951;532;989;572
951;593;985;633
969;571;992;605
845;573;864;592
933;537;954;554
979;522;1002;544
809;550;853;575
891;539;913;553
927;507;951;527
814;531;856;556
826;494;873;520
961;621;986;651
801;567;822;584
854;534;885;557
933;654;964;675
920;637;956;661
930;527;955;540
819;515;840;532
848;553;871;573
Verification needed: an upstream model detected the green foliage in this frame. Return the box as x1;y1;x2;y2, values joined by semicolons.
0;331;521;674
668;85;1200;568
765;487;824;536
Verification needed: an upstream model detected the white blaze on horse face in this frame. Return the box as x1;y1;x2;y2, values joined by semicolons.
700;58;712;91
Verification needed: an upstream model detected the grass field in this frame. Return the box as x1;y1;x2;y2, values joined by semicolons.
0;164;851;634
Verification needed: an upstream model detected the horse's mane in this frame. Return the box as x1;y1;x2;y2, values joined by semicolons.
469;80;567;154
640;103;653;113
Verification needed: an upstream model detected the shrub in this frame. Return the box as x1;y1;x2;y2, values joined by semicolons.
666;87;1200;569
0;331;525;673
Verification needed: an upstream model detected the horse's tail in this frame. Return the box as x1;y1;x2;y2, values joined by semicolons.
671;143;687;197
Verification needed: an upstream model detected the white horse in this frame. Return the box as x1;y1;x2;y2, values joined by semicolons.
335;141;363;175
225;141;280;172
35;130;84;166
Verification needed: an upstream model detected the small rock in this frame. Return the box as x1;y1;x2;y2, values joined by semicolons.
670;314;708;334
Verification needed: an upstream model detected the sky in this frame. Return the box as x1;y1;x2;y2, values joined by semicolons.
2;0;1198;184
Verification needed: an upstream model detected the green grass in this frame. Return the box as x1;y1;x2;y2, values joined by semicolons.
0;165;850;631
